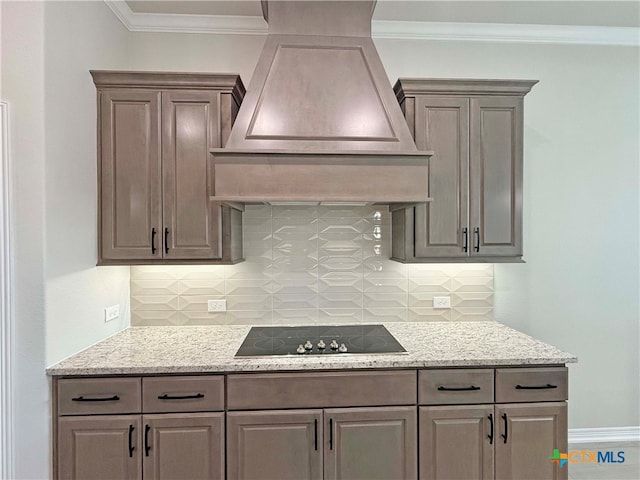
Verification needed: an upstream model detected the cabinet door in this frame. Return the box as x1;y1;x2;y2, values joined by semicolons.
419;405;494;480
469;96;523;257
324;406;417;480
227;410;323;480
58;415;141;480
495;402;568;480
414;96;470;258
162;90;222;259
143;413;224;480
100;90;162;261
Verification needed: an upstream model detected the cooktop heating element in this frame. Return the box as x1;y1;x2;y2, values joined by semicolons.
235;324;407;357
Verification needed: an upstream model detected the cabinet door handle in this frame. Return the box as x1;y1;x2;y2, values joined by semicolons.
71;395;120;402
151;228;157;254
164;228;169;254
329;418;333;450
515;384;558;390
488;414;494;444
437;385;480;392
473;227;480;252
314;419;318;451
462;227;468;252
501;413;508;444
157;393;204;400
144;424;151;456
128;425;135;458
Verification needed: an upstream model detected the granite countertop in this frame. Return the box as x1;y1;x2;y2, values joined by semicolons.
46;321;577;376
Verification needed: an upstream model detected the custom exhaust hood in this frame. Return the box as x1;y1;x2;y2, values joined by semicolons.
210;0;433;204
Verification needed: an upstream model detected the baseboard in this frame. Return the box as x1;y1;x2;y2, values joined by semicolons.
569;426;640;444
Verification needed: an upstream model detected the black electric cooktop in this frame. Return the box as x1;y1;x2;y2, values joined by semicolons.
235;324;407;357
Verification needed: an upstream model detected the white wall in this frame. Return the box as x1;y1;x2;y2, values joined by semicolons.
127;32;639;430
2;1;131;477
374;38;640;430
44;0;131;366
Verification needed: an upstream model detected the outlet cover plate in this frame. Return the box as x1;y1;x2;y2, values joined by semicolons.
433;296;452;309
208;299;227;312
104;305;120;322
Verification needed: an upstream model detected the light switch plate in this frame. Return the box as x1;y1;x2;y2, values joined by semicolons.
104;305;120;322
208;299;227;312
433;296;452;309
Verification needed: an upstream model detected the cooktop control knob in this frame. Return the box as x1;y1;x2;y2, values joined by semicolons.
296;345;306;354
338;343;348;353
304;340;313;351
317;340;326;350
330;340;339;351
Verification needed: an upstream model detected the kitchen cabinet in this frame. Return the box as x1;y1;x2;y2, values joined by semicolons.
226;410;323;480
55;376;225;480
58;415;141;480
91;71;245;265
226;407;416;480
53;367;568;480
226;371;418;480
418;367;568;480
391;79;537;262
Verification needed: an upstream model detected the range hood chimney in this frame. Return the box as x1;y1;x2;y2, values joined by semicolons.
210;0;432;204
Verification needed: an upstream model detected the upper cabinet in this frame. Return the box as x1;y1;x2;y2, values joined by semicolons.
391;79;537;263
91;71;245;265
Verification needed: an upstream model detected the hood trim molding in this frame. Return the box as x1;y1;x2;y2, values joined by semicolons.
210;149;433;204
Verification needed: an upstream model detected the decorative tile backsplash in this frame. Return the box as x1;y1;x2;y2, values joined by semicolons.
131;205;494;326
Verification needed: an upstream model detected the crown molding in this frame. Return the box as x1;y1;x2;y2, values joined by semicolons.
105;1;268;35
105;1;639;46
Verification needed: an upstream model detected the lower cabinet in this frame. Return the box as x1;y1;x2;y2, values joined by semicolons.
418;367;568;480
144;413;225;480
58;413;224;480
419;400;568;479
226;407;417;480
58;415;142;480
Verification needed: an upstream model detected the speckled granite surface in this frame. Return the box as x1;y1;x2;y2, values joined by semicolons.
46;322;577;376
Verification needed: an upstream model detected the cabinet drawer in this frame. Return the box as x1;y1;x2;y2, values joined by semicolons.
227;370;416;410
496;367;567;403
58;377;141;415
142;376;224;413
419;369;494;405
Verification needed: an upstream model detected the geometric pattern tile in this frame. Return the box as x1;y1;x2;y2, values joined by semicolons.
131;205;494;325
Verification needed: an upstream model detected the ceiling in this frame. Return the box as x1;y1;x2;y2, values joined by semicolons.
125;1;640;28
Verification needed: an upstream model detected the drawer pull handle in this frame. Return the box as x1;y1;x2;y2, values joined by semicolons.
437;385;480;391
144;424;151;456
72;395;120;402
488;414;494;444
501;413;508;444
151;228;157;255
515;384;557;390
128;425;135;457
157;393;204;400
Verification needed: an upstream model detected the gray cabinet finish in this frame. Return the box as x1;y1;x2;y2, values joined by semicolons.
325;406;417;480
392;79;537;263
92;71;245;265
162;90;222;260
143;413;224;480
99;90;162;261
420;405;494;480
58;415;141;480
495;403;568;480
226;410;323;480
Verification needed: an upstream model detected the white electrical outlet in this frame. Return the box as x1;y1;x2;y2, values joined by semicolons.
104;304;120;322
433;296;452;309
208;299;227;313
